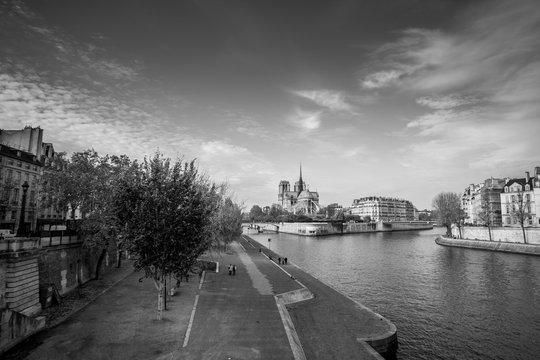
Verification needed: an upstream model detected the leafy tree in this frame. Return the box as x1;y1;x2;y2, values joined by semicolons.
212;195;243;251
249;205;264;221
432;192;462;237
117;153;219;320
509;190;531;244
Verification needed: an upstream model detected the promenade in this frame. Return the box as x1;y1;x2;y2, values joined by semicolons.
4;235;396;360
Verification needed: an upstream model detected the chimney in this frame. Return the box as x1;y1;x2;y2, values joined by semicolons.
526;171;530;183
505;177;510;184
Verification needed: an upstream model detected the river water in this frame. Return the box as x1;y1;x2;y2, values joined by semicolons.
250;228;540;360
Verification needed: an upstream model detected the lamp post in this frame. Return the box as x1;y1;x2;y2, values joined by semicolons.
16;181;29;237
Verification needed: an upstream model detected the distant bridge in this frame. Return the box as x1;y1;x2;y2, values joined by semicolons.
242;223;280;233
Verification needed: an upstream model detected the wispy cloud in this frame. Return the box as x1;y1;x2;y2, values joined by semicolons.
288;109;322;130
416;94;480;110
361;70;403;89
292;89;355;113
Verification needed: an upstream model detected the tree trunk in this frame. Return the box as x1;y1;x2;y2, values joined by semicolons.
94;248;107;280
153;278;164;320
488;225;492;241
521;225;527;244
446;225;452;237
458;225;462;239
116;249;122;268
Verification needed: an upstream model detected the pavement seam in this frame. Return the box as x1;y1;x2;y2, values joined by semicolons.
182;293;200;348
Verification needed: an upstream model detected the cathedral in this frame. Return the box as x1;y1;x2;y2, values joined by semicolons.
278;165;320;214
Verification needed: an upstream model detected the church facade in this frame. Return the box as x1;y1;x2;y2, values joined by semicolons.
278;166;320;214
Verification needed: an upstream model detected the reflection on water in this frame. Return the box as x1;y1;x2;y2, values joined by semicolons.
251;228;540;360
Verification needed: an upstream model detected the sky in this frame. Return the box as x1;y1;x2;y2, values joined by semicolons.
1;0;539;211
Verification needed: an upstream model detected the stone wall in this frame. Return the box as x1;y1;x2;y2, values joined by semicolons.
38;242;118;298
0;309;45;354
452;226;540;245
436;236;540;256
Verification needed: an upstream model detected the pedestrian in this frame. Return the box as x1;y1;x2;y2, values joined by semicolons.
259;248;262;253
278;257;281;264
284;257;288;264
233;265;236;276
228;264;232;276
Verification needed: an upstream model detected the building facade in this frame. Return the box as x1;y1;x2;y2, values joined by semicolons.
278;165;320;214
1;127;66;232
480;177;506;227
461;183;484;225
500;168;540;227
349;196;417;222
0;144;42;232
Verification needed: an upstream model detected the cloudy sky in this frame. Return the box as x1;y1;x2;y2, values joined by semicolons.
1;0;539;210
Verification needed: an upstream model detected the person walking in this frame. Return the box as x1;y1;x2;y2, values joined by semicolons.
232;265;236;276
228;264;232;276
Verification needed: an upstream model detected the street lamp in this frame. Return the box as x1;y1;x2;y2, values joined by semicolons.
16;181;29;237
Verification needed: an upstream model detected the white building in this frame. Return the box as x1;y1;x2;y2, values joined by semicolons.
461;183;484;225
350;196;416;221
500;167;540;227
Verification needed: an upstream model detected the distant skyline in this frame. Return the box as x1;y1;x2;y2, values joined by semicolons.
1;0;539;210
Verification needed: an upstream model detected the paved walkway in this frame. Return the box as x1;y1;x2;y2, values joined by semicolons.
5;236;395;360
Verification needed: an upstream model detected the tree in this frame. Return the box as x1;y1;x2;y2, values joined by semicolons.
40;150;137;279
432;192;462;237
509;190;531;244
118;153;219;320
212;195;243;251
476;197;496;241
249;205;264;221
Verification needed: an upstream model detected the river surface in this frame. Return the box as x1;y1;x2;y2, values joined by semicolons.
250;228;540;360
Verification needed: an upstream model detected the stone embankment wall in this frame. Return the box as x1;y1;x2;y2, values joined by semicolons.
451;226;540;245
277;221;432;236
436;236;540;256
1;236;119;355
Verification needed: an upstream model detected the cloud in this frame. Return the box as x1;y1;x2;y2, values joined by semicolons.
201;141;248;157
416;94;480;110
289;109;322;130
363;0;540;176
292;89;355;112
361;70;403;89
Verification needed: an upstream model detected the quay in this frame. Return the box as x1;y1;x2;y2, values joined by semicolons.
246;220;433;236
436;235;540;256
3;235;397;359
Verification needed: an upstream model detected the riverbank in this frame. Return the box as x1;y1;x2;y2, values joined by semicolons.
435;236;540;256
4;237;396;360
247;220;432;236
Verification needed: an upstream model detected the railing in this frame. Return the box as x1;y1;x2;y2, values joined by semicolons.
38;230;82;247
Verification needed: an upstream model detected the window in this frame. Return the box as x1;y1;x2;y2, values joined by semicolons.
11;210;17;220
526;194;530;202
506;217;511;224
525;184;530;191
511;195;515;202
17;161;22;167
7;169;13;181
13;188;19;204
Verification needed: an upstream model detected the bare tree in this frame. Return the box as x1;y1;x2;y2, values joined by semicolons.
509;190;531;244
476;197;496;241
